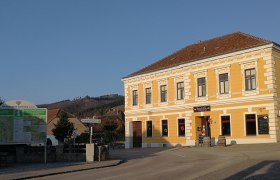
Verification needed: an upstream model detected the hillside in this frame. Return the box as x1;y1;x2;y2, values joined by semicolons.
38;94;124;118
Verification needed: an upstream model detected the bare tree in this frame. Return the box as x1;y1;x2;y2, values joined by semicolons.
0;97;4;106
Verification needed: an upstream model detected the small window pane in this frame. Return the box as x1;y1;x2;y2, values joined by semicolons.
220;82;225;94
251;69;256;75
202;85;206;96
225;81;229;93
245;69;251;76
251;77;256;89
198;86;202;96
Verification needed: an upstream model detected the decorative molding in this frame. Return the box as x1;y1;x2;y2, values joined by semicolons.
158;78;167;85
125;94;275;116
143;81;152;88
130;84;139;91
194;70;207;78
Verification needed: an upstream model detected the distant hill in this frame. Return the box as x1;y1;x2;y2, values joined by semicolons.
38;94;124;118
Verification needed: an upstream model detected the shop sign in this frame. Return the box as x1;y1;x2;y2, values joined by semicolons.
193;106;211;112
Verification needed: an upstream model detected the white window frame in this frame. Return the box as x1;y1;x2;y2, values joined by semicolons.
240;61;259;96
215;66;231;99
143;82;152;107
194;70;208;102
174;76;185;104
130;85;139;109
245;68;256;91
132;90;138;106
158;79;168;106
197;77;206;97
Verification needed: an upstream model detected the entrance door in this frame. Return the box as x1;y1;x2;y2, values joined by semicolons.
196;116;211;137
132;121;142;148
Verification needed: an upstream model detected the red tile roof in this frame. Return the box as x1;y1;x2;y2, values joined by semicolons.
47;108;75;124
125;32;274;78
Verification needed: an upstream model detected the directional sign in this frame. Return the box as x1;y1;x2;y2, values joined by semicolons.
81;118;101;124
80;118;101;144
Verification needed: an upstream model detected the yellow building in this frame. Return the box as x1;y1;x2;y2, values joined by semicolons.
122;32;280;148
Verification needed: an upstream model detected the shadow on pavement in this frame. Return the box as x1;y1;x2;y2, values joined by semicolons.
225;160;280;180
110;147;173;162
109;127;177;162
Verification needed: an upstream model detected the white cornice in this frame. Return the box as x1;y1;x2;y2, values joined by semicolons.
125;94;275;115
272;44;280;52
125;103;275;118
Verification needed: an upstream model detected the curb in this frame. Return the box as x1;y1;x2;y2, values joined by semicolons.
8;160;124;180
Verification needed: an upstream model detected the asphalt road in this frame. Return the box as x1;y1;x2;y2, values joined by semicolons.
38;143;280;180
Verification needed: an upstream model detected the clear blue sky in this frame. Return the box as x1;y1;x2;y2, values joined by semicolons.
1;0;279;104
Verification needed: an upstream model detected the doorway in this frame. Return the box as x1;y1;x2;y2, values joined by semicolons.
132;121;142;148
196;116;211;138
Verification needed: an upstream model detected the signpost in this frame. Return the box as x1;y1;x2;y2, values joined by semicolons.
81;117;101;144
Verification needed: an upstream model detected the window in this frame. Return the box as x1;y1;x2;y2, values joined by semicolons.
145;88;151;104
219;73;229;94
258;115;269;134
161;120;168;136
132;90;138;106
197;77;206;97
146;121;152;137
178;119;185;136
221;116;231;136
245;68;256;91
177;82;184;100
246;114;256;135
160;85;167;102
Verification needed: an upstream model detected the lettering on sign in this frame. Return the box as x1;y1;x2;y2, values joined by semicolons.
81;119;101;124
193;106;211;112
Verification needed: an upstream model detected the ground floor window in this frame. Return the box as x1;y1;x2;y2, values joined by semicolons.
146;121;152;137
161;120;168;136
246;114;256;135
258;115;269;134
178;119;185;136
221;116;231;136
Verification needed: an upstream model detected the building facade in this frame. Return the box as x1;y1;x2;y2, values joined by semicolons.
47;108;87;145
122;32;280;148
